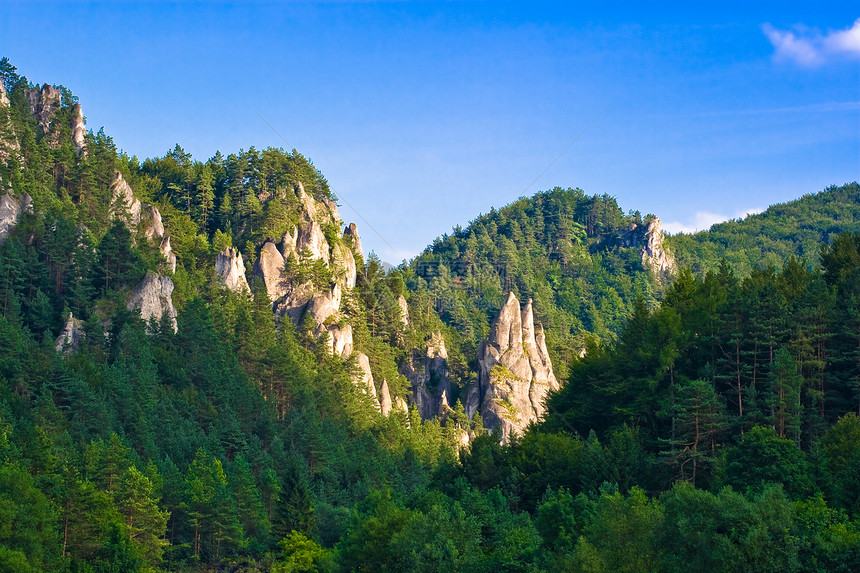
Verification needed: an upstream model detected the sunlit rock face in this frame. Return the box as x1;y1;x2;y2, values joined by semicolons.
621;216;675;279
351;352;378;405
467;292;559;442
110;171;142;227
216;247;250;293
128;272;178;333
253;183;360;353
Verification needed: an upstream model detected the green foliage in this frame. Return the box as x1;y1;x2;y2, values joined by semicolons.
410;187;665;383
4;60;860;571
670;182;860;277
719;426;812;498
273;530;332;572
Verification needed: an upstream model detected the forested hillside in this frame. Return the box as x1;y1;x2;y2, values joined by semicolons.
407;189;669;383
669;182;860;276
3;58;860;572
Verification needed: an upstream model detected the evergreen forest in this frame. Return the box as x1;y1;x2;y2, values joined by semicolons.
3;60;860;572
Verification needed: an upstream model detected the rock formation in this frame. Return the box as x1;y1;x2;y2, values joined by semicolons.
641;217;675;275
343;222;364;262
379;379;393;416
216;247;250;293
400;331;451;421
55;313;85;353
71;103;86;153
27;84;62;140
142;205;165;242
253;183;361;360
326;323;354;358
110;171;142;226
0;193;28;242
398;295;409;326
466;292;560;441
298;220;329;263
128;272;178;332
351;352;378;404
394;396;409;415
621;216;675;279
248;182;410;415
160;236;177;274
256;241;289;301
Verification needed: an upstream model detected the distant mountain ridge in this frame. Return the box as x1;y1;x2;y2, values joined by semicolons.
668;182;860;276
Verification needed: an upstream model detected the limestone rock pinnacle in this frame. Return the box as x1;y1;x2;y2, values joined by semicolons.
468;292;560;441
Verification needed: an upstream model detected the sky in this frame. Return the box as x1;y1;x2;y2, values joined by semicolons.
1;2;859;263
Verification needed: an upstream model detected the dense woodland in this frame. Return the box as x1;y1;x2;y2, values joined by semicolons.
3;60;860;571
669;182;860;276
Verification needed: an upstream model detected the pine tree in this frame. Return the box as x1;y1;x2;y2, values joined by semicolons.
768;348;803;445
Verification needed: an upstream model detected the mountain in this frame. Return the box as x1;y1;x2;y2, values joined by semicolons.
3;59;860;571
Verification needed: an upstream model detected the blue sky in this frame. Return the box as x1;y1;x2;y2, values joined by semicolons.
1;2;858;262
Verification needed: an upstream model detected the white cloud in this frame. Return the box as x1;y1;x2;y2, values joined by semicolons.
663;207;763;235
763;18;860;66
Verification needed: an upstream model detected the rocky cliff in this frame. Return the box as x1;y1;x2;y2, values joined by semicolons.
466;292;560;441
216;247;250;293
25;84;86;153
254;183;358;344
400;331;451;421
251;182;408;414
621;216;675;278
110;171;142;226
109;171;177;273
127;272;178;332
0;192;30;242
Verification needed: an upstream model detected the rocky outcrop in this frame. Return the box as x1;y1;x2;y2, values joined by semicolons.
621;216;675;278
55;313;85;353
160;236;177;274
327;323;354;358
398;295;409;326
0;82;8;108
216;247;250;293
142;205;165;242
641;217;675;276
71;103;86;153
254;183;362;359
297;220;329;263
0;193;29;242
394;396;409;415
128;272;178;332
333;243;357;289
110;171;142;226
24;84;85;152
27;84;62;140
467;292;560;441
351;352;378;404
379;379;393;416
303;285;342;332
256;241;288;301
401;331;451;421
116;190;175;273
343;222;363;262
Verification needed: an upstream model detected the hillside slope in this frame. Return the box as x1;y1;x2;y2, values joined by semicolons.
668;182;860;275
